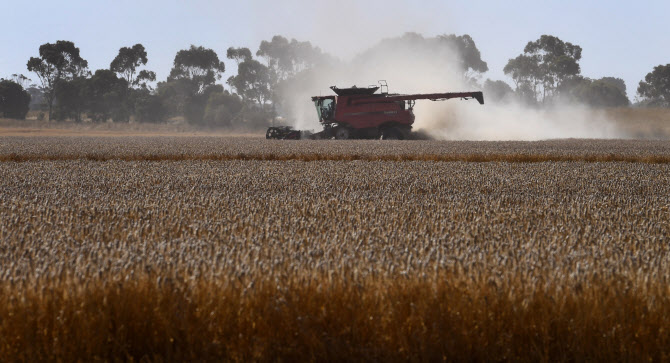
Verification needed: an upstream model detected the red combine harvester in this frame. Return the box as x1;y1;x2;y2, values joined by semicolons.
266;81;484;140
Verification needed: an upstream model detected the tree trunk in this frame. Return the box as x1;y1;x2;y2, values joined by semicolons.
48;102;53;122
45;90;55;122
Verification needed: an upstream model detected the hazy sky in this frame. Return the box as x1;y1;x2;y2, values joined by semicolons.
1;0;668;99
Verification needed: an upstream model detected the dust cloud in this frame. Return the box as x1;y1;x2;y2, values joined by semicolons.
420;101;623;140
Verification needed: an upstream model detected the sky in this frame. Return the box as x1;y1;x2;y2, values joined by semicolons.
1;0;668;99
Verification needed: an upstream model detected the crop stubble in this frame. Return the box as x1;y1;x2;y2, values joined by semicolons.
2;136;670;162
0;136;669;361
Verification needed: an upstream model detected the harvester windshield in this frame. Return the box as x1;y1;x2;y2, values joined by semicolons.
314;98;334;121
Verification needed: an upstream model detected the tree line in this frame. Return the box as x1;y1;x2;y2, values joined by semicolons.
2;34;670;122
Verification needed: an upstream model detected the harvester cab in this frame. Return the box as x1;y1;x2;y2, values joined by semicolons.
314;96;335;122
267;81;484;140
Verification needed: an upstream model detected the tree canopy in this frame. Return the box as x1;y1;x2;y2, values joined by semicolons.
568;77;629;107
110;44;156;88
438;34;489;74
637;64;670;107
256;35;326;82
483;79;514;103
204;90;244;127
227;59;271;107
26;40;88;119
600;77;627;95
168;45;225;93
9;74;31;88
0;80;31;119
227;47;253;65
86;69;130;122
53;77;87;122
355;32;488;79
504;35;582;104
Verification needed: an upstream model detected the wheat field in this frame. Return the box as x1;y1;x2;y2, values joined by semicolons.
1;136;670;361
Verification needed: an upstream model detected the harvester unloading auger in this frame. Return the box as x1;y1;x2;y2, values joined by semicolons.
266;81;484;140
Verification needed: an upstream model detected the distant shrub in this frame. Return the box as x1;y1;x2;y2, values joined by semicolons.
134;93;166;123
0;80;31;119
203;90;243;127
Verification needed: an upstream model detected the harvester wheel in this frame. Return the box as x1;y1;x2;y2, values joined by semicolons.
266;128;279;139
381;127;404;140
334;127;351;140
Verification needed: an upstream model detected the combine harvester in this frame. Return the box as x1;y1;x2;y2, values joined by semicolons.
266;81;484;140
